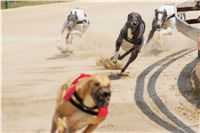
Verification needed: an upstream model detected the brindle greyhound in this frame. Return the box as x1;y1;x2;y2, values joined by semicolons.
111;12;145;74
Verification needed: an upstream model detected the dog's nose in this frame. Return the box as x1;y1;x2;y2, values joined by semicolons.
132;22;137;26
67;26;72;31
156;25;161;30
102;92;111;97
130;22;137;29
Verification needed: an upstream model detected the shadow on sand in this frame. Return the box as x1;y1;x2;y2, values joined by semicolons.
177;58;200;108
46;54;71;60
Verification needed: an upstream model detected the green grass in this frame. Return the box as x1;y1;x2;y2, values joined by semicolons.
1;1;72;9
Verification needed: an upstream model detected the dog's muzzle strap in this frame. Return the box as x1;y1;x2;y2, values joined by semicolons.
69;98;99;116
125;36;143;46
74;92;98;110
167;14;175;20
76;20;87;24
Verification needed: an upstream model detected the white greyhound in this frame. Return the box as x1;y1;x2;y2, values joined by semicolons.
61;8;90;43
146;4;185;44
57;8;90;53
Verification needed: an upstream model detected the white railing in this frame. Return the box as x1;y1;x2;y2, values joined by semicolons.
175;1;200;41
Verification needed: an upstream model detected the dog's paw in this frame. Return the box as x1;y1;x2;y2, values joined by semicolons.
110;56;117;64
96;57;122;70
110;56;114;60
112;60;117;64
65;40;72;45
118;72;130;77
57;128;65;133
111;57;118;64
57;45;73;54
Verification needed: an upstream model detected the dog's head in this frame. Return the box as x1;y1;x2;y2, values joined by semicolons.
154;9;167;31
127;12;142;33
67;11;78;31
86;75;111;108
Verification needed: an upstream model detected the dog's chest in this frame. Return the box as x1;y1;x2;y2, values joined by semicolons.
121;40;136;52
71;24;84;34
127;28;133;39
121;28;136;52
162;20;171;29
68;111;98;129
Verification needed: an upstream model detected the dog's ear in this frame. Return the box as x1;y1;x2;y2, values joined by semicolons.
67;14;72;21
75;15;78;21
87;78;100;90
137;14;142;22
72;11;78;21
127;13;133;22
135;20;145;41
87;79;101;96
164;9;167;17
155;9;158;13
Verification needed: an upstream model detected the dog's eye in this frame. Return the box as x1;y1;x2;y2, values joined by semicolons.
94;82;100;87
107;84;110;88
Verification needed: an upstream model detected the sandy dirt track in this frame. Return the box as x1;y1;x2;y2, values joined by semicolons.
2;1;200;133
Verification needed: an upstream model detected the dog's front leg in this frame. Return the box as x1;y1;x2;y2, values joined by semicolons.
198;41;200;59
161;19;174;35
112;41;122;63
51;120;57;133
82;124;99;133
51;112;66;133
146;28;156;44
121;48;139;73
160;27;172;35
118;47;135;60
146;19;156;44
112;32;124;63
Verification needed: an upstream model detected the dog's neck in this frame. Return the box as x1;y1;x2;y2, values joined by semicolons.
127;28;133;39
76;80;96;108
83;95;96;108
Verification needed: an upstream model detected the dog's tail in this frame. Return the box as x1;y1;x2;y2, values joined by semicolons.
56;84;68;104
56;79;74;104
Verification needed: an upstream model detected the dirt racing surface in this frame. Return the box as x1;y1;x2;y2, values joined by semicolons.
2;1;200;133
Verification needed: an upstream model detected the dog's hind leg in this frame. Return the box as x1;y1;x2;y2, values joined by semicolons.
146;19;156;44
118;47;135;60
110;50;129;61
146;29;156;44
121;49;139;73
51;112;66;133
82;123;100;133
51;120;57;133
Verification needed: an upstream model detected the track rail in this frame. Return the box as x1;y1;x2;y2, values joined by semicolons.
175;1;200;41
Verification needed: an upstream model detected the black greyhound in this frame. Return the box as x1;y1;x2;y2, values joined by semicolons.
112;12;145;73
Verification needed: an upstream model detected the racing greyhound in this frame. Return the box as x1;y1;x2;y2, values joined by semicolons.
111;12;145;73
